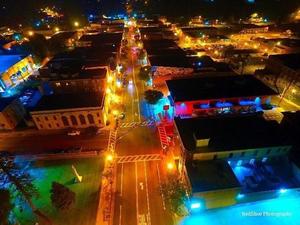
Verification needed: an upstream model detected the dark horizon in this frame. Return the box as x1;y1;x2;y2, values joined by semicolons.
1;0;300;26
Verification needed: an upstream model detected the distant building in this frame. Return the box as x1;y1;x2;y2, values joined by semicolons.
30;92;106;130
0;55;34;93
40;67;108;94
167;75;277;117
255;53;300;105
0;97;26;130
143;39;194;77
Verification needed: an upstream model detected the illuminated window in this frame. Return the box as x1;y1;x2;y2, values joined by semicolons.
79;114;86;125
55;82;61;87
87;114;95;124
62;116;69;126
70;115;78;126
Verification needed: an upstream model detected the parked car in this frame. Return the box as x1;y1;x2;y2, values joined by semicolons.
66;146;82;153
67;130;80;136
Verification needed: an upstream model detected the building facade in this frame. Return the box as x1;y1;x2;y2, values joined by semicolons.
0;97;26;130
30;93;106;130
0;55;34;93
31;107;105;130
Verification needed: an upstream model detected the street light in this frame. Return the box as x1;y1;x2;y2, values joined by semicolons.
167;162;175;171
74;21;79;27
106;153;114;162
28;31;34;36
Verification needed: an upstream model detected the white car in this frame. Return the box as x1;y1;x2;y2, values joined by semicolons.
67;130;80;136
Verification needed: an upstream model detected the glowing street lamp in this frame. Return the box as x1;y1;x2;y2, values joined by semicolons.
106;153;114;162
28;31;34;36
74;21;79;27
167;162;175;171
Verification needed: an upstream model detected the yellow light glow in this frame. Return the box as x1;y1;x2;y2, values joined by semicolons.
106;88;111;94
107;76;113;82
167;162;175;170
54;27;60;32
292;89;297;94
28;31;34;36
106;154;114;161
112;110;119;116
74;21;79;27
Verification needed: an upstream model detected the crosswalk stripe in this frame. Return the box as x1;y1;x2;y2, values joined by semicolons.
116;154;161;163
119;120;155;128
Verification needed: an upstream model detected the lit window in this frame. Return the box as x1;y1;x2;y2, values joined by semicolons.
56;82;61;87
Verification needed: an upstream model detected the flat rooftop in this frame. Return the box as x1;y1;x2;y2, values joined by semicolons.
0;55;27;74
0;97;17;111
175;114;289;152
167;75;277;102
186;160;240;193
31;92;104;112
269;53;300;71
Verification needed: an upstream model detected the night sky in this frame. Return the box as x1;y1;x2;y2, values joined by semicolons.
0;0;299;26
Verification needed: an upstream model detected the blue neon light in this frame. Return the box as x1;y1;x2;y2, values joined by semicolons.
191;203;201;209
215;102;233;108
279;188;287;194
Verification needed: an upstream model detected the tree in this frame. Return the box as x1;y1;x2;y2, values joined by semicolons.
138;66;152;81
50;182;75;211
144;90;163;105
0;189;13;225
161;177;189;216
0;157;51;224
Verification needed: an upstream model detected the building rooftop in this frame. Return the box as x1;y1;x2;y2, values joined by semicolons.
0;97;17;111
175;114;289;153
186;160;241;193
167;75;277;102
0;55;27;74
269;53;300;71
149;55;192;68
31;92;104;112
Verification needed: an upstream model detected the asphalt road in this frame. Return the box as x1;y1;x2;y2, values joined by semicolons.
116;126;161;156
0;131;109;154
113;160;173;225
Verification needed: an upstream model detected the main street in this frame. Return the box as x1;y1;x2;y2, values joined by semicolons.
110;19;174;225
113;160;173;225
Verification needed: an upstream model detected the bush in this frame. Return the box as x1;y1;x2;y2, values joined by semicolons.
144;90;163;104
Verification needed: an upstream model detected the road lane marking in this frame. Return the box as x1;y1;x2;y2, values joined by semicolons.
120;163;124;197
119;205;122;225
144;161;152;225
135;161;139;225
156;163;166;210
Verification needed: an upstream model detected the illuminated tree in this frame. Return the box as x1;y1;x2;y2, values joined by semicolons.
161;177;189;216
144;90;163;105
138;66;152;82
0;189;13;225
0;157;51;224
50;182;75;211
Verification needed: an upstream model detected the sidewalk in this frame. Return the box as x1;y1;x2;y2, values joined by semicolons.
96;160;117;225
